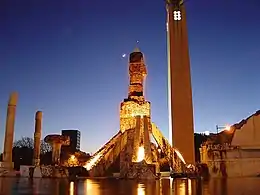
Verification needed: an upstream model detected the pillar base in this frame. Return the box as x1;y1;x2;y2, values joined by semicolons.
0;162;15;177
33;167;42;178
0;162;14;169
121;160;159;179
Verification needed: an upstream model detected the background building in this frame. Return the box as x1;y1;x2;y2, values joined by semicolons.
61;130;81;153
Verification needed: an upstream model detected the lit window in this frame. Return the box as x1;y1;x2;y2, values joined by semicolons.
173;10;181;21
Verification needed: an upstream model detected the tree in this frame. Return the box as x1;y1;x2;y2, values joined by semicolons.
13;137;34;149
13;137;52;154
12;137;53;169
40;140;52;154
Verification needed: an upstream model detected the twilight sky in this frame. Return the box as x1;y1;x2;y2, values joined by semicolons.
0;0;260;153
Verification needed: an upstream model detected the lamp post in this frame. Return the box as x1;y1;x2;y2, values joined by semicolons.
216;125;231;134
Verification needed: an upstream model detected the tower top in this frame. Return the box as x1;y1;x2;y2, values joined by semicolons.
130;42;144;63
133;47;140;53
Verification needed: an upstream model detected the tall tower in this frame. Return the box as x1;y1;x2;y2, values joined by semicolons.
119;48;151;133
166;0;195;164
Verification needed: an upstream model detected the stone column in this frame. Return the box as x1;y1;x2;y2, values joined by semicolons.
33;111;42;166
2;92;18;169
143;116;152;164
132;116;141;162
52;143;62;165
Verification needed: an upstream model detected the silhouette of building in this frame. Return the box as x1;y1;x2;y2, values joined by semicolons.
61;130;80;153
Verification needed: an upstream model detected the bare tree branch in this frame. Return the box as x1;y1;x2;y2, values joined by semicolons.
13;137;52;154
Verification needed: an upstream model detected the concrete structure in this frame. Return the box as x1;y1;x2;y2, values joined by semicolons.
2;92;18;170
166;0;195;164
44;134;70;165
83;49;186;179
61;129;81;153
33;111;42;166
200;110;260;177
20;165;68;178
32;111;43;177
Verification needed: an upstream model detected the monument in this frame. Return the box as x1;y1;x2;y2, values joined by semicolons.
83;49;187;179
166;0;195;165
44;134;70;165
0;92;18;176
33;111;43;177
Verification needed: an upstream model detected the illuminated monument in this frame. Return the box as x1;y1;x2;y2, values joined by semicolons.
84;48;187;179
166;0;195;164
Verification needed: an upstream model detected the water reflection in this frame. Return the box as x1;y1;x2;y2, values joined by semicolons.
137;183;145;195
70;181;74;195
83;179;100;195
0;177;259;194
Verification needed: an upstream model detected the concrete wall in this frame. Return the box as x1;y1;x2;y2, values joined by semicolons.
207;158;260;177
232;115;260;149
20;165;34;177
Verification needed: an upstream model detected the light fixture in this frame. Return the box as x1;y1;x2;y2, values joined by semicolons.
173;10;181;21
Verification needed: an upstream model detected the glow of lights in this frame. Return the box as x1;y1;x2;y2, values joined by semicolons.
122;54;126;58
173;11;181;21
120;101;150;132
68;155;78;167
137;146;145;162
225;125;231;131
169;177;173;189
188;179;192;195
204;131;210;135
84;179;100;195
174;149;186;164
186;164;195;172
84;154;101;170
69;182;74;195
137;183;145;195
179;181;186;195
70;155;75;161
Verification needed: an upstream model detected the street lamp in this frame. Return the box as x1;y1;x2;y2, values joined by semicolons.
216;125;231;134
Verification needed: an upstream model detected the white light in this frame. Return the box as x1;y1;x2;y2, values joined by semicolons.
122;54;126;58
225;125;231;131
137;146;145;162
173;11;181;21
204;131;210;135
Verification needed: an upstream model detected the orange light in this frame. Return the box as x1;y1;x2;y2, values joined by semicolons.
137;146;145;162
225;125;231;131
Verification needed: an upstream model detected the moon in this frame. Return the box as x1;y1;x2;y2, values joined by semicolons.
122;54;126;58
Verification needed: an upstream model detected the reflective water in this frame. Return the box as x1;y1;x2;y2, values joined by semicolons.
0;177;259;195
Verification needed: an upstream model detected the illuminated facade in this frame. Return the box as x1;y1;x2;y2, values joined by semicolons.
83;49;187;179
120;48;151;133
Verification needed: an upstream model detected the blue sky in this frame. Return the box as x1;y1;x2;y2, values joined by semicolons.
0;0;260;153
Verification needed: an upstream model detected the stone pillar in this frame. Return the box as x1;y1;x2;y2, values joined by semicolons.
33;111;42;166
143;116;152;164
2;92;18;169
132;116;141;162
52;143;62;165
